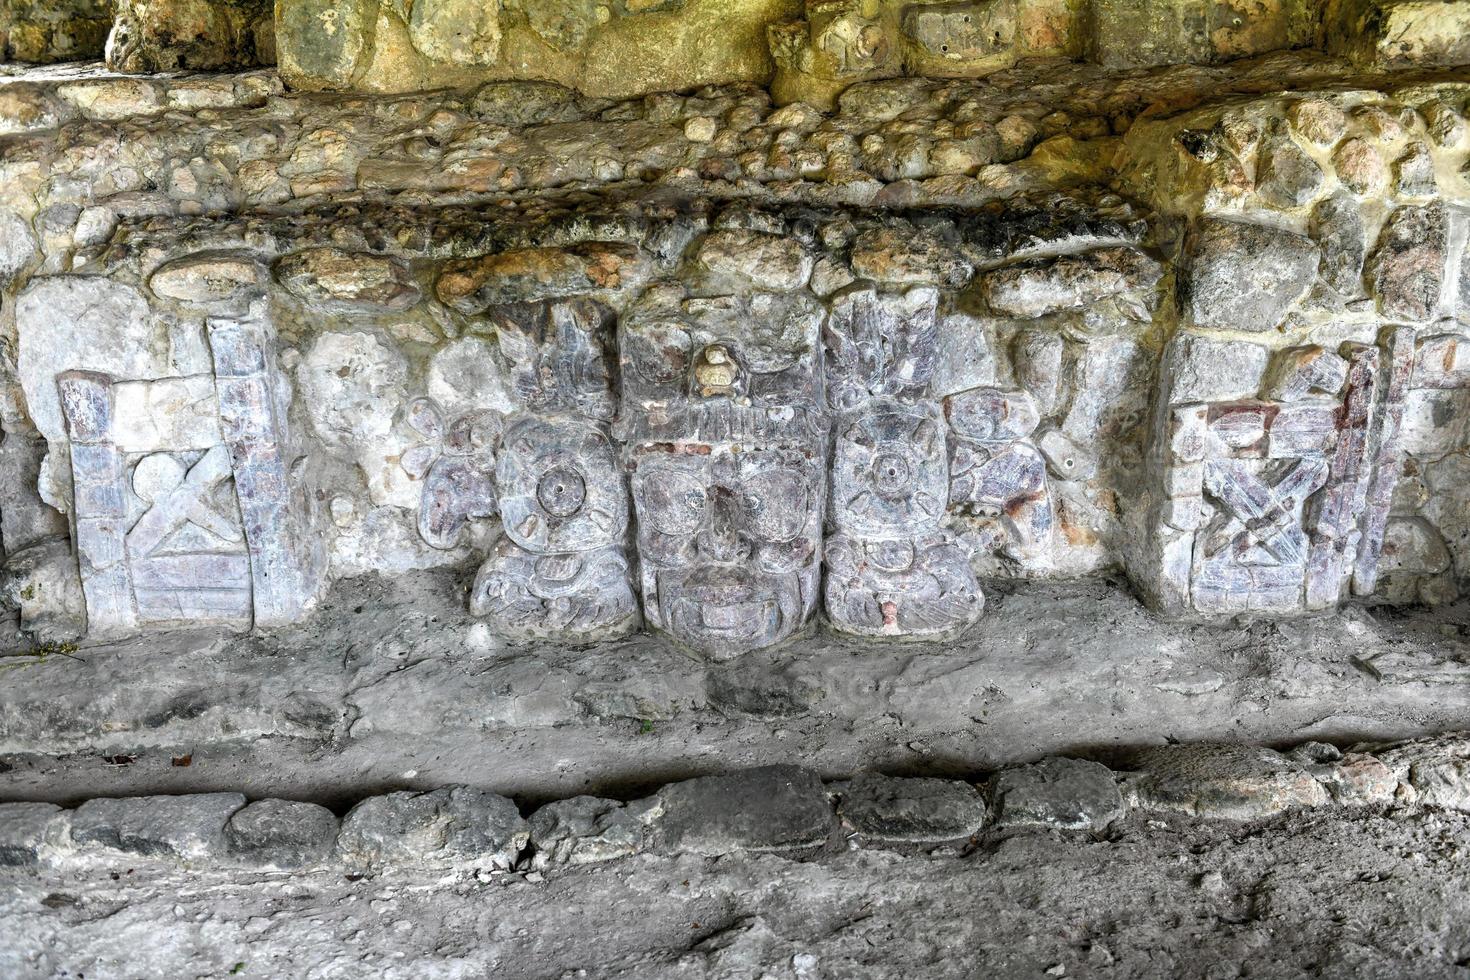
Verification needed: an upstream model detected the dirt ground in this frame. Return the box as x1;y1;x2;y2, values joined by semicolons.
1;804;1468;979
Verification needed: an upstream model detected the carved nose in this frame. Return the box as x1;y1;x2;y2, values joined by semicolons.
696;487;751;563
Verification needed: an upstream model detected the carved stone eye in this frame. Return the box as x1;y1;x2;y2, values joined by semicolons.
871;450;913;500
536;465;587;518
642;469;707;535
742;468;807;543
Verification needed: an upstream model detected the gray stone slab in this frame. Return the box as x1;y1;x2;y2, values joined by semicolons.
649;765;834;856
0;802;67;866
336;786;528;872
70;793;246;861
224;799;339;870
837;773;986;843
990;757;1126;831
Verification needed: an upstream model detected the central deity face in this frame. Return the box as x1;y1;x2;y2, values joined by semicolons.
631;449;823;658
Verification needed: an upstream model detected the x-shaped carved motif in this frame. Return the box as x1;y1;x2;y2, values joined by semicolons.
1200;458;1329;566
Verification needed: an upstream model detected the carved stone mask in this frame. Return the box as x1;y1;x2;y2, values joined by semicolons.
632;449;823;658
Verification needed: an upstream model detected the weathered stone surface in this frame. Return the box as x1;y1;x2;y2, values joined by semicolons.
0;537;84;640
1127;744;1330;820
1309;192;1364;298
336;787;528;871
224;799;339;870
1369;203;1447;322
408;0;501;66
650;766;833;856
527;796;661;869
1159;334;1270;406
989;757;1125;830
0;0;112;63
15;277;165;458
276;0;799;98
1180;217;1317;332
1371;733;1470;811
0;209;37;285
106;0;275;73
902;0;1019;77
1256;134;1324;208
148;250;266;306
438;243;649;313
274;0;371;90
851;225;971;287
837;773;986;843
277;247;420;311
695;229;812;292
1333;137;1388;195
981;246;1161;318
1326;0;1470;68
1394;142;1437;197
0;802;67;867
70;793;246;861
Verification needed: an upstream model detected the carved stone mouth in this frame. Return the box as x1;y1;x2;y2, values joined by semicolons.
658;567;794;656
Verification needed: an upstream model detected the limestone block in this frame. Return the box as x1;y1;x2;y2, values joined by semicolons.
980;246;1162;318
224;799;339;870
901;0;1019;78
1257;133;1325;208
277;247;421;312
1309;192;1365;299
1369;203;1448;322
1159;334;1270;406
850;224;972;287
1333;137;1388;195
1088;0;1209;68
149;250;267;309
1179;217;1318;332
15;277;167;458
106;0;274;73
437;243;650;313
837;772;986;843
279;0;798;98
0;538;84;641
1378;516;1452;576
275;0;372;90
0;0;112;64
1326;0;1470;68
526;795;661;869
1261;346;1349;402
70;793;246;861
1371;732;1470;811
409;0;501;66
1089;0;1316;68
335;786;528;872
1394;141;1437;197
989;757;1126;830
0;431;68;555
695;228;813;293
649;766;833;856
0;209;37;286
1127;744;1330;820
0;802;68;867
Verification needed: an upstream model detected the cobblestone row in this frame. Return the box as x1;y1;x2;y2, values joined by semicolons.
3;733;1466;874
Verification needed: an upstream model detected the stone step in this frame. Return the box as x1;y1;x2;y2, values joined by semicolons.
5;573;1469;807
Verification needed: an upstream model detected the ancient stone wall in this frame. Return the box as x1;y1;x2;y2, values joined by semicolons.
0;25;1468;649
